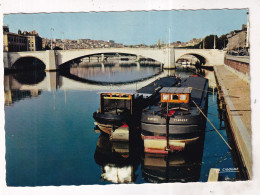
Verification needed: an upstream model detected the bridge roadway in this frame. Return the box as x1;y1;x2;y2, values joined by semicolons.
4;48;226;71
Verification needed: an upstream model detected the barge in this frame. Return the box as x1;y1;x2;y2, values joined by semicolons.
93;76;181;136
141;75;209;153
93;92;143;134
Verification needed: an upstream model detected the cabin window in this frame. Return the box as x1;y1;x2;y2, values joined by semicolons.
121;94;129;98
180;94;187;100
171;94;179;100
162;94;169;100
112;94;120;98
103;94;110;97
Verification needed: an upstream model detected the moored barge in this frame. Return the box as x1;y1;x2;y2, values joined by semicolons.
93;76;181;136
141;75;209;153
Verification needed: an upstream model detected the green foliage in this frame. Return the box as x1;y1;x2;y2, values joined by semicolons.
43;45;51;50
178;34;228;49
53;46;62;50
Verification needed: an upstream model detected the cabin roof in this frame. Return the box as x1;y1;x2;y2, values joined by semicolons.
160;87;192;94
98;92;134;95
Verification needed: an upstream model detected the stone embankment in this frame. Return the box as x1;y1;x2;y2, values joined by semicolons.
214;55;251;179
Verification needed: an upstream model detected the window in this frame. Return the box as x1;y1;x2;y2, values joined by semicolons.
112;94;120;98
162;94;169;101
171;94;179;100
180;94;187;100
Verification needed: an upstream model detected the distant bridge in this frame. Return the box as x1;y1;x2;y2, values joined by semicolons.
3;48;226;71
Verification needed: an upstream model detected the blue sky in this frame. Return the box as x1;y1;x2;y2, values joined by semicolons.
3;9;248;45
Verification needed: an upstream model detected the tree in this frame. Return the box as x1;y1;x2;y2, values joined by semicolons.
54;46;62;50
43;45;51;50
217;34;228;49
204;35;215;49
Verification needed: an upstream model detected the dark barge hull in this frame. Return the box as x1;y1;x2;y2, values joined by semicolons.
93;112;127;126
93;76;181;134
141;76;209;152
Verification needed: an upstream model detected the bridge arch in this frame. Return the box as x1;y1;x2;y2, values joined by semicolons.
176;53;208;65
55;48;173;69
174;49;226;66
12;56;46;70
57;50;162;66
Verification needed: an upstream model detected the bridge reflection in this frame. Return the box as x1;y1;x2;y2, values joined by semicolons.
4;64;207;106
61;65;162;85
4;65;165;106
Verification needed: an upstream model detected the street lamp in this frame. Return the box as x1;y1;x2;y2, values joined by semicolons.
50;28;54;50
61;32;64;50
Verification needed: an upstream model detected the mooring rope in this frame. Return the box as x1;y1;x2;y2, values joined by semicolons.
192;100;232;150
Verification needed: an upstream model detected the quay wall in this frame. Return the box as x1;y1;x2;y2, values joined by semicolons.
214;65;251;179
224;56;250;83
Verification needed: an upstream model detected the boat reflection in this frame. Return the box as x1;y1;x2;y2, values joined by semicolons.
142;138;205;183
94;133;140;184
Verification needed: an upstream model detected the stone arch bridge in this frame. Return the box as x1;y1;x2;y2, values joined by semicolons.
4;48;226;71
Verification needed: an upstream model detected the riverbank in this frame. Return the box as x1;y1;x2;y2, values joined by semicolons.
214;64;251;179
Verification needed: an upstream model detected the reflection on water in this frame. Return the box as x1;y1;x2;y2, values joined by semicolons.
13;70;46;85
4;64;245;186
94;133;140;184
142;138;205;183
66;64;161;83
4;89;42;106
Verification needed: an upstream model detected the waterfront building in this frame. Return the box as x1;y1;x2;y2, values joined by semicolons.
3;26;28;52
226;24;248;52
42;38;50;49
22;30;42;51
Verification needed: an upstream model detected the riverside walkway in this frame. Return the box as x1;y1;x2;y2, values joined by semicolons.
214;65;251;179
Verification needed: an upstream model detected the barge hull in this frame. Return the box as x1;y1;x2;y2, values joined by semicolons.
143;136;200;154
141;123;201;137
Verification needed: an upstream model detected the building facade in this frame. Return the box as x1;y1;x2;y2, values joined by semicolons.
3;26;28;52
3;26;42;52
226;24;248;52
22;30;42;51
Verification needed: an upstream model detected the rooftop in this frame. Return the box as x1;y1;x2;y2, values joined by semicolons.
160;87;192;94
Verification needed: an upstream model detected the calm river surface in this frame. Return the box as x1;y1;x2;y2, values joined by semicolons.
4;65;245;186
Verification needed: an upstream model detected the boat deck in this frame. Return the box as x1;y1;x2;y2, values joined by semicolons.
180;76;208;106
137;76;179;95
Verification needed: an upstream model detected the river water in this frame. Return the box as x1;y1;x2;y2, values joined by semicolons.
4;64;245;186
